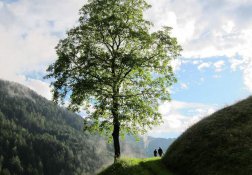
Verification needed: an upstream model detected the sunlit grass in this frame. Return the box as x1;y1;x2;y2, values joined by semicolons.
98;157;174;175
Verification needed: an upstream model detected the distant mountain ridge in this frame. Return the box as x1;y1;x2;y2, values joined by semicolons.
0;79;175;175
121;135;175;158
145;137;175;156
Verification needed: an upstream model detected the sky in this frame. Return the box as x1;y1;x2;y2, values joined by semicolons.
0;0;252;138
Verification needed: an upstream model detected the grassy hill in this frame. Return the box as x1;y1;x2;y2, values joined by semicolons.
98;158;174;175
163;96;252;175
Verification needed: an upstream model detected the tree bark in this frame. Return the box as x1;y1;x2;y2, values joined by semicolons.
112;87;120;162
112;118;120;162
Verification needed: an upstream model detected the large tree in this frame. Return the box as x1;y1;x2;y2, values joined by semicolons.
46;0;181;161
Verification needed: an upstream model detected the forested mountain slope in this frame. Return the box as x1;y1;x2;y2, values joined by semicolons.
0;80;174;175
0;80;113;175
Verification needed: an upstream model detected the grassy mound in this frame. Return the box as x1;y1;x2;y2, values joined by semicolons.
98;157;174;175
163;96;252;175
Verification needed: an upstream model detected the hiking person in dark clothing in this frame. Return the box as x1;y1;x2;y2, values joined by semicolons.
158;147;163;157
154;149;157;157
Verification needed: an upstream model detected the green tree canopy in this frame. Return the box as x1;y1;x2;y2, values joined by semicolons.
46;0;182;161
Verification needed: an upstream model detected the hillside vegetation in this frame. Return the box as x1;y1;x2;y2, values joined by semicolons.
0;80;112;175
98;158;174;175
0;80;174;175
163;96;252;175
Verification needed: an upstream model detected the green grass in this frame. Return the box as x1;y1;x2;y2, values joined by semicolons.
98;157;174;175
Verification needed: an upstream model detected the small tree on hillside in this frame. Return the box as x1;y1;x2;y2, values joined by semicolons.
46;0;181;161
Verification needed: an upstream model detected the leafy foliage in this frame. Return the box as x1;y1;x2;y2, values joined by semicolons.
46;0;181;141
164;96;252;175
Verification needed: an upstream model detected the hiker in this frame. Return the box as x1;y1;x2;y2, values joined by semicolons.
154;149;157;157
158;147;163;157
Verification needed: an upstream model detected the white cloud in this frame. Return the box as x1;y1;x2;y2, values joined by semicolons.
22;78;52;100
170;59;182;72
146;0;252;93
243;57;252;92
0;1;3;9
198;62;211;70
0;0;87;99
192;60;201;65
6;75;52;100
145;0;197;45
180;83;188;89
213;60;225;72
213;75;221;79
222;20;235;33
148;101;217;137
229;58;243;71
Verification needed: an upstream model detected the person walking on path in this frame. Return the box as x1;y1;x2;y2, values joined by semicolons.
158;147;163;157
154;149;157;157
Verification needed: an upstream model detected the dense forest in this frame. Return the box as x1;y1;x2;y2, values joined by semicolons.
0;80;114;175
0;80;174;175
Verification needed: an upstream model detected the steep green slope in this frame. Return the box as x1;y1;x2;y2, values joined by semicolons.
163;96;252;175
0;80;112;175
98;158;174;175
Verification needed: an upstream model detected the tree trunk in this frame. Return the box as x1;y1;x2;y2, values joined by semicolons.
112;86;120;162
112;119;120;162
